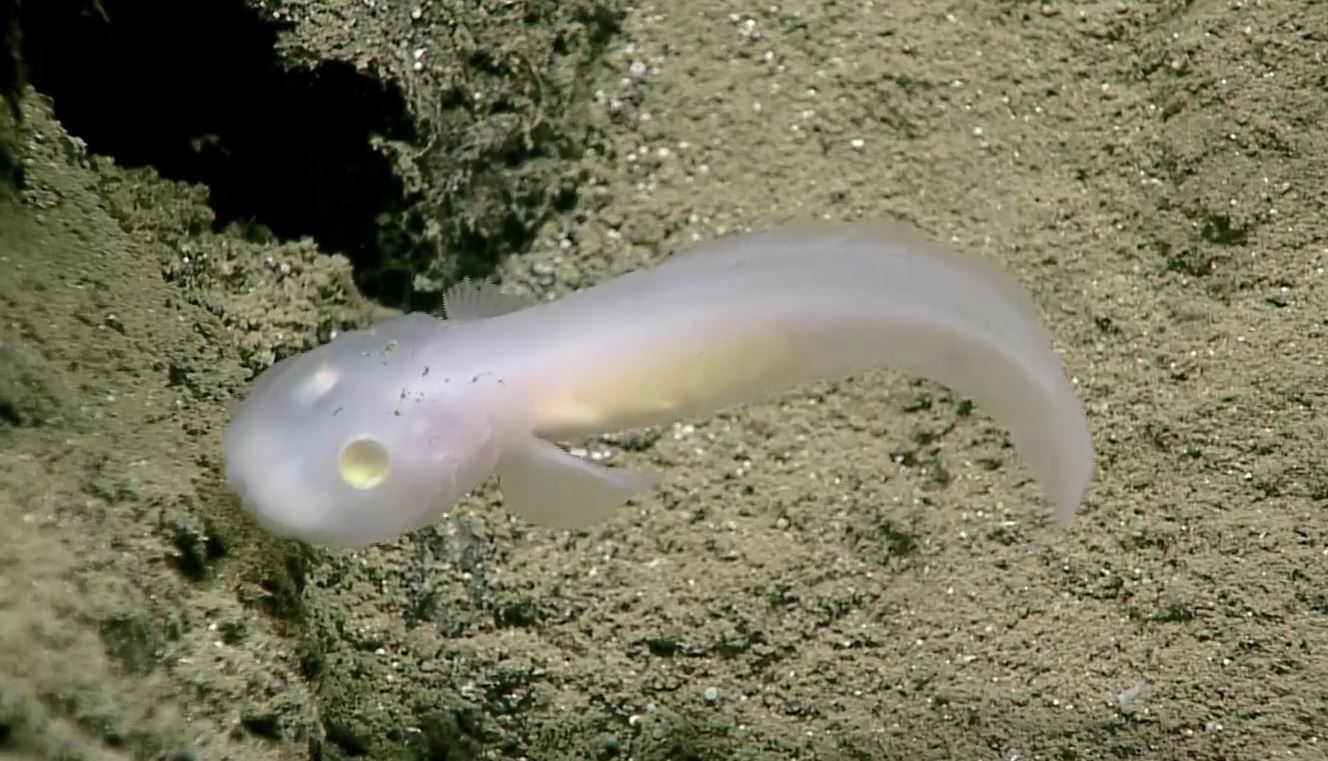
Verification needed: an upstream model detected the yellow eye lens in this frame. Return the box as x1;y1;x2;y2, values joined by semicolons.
338;437;390;489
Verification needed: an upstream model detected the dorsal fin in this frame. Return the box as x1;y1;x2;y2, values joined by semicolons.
441;278;533;322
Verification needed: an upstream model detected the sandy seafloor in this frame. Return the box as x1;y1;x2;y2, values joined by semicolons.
2;1;1327;759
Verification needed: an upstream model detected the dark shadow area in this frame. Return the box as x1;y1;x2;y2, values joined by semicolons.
0;0;22;192
19;0;421;307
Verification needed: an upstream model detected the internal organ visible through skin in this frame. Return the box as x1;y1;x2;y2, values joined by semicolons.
534;316;798;440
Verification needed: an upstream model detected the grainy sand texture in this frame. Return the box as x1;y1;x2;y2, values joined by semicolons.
1;1;1326;759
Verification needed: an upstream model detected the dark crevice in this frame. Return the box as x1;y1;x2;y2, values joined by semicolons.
0;0;22;191
19;0;420;307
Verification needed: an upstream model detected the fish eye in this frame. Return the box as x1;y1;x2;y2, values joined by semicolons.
338;436;390;489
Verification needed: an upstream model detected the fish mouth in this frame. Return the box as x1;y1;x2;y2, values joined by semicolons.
225;469;248;499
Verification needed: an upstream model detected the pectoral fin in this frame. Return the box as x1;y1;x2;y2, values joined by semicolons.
497;436;654;529
442;278;533;322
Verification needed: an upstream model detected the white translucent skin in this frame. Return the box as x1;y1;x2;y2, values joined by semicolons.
222;221;1094;547
222;314;504;546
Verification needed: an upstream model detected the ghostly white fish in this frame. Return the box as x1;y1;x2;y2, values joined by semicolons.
222;221;1093;548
